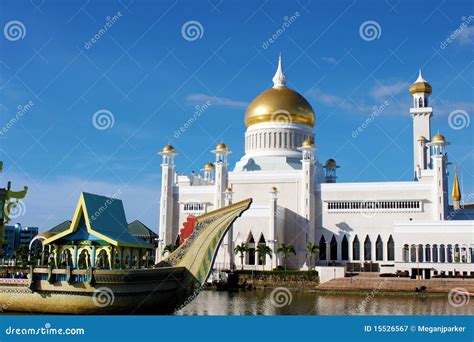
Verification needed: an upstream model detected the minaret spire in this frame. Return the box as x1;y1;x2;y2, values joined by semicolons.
415;68;426;83
272;53;287;88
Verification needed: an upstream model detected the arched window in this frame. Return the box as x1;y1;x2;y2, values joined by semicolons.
425;244;431;262
376;235;383;261
330;235;338;260
341;235;349;261
257;234;266;266
432;244;438;262
246;232;255;265
403;244;409;262
352;236;360;261
418;244;424;262
364;235;371;261
418;97;423;107
410;244;417;262
387;235;395;261
319;236;326;260
439;244;446;262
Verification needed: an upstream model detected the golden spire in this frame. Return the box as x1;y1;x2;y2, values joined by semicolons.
452;172;461;202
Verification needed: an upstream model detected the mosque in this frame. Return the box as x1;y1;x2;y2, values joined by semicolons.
157;56;473;278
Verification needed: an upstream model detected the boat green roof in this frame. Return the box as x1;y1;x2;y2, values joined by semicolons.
43;192;153;249
127;220;158;239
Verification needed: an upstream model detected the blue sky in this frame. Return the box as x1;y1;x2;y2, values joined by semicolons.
0;0;473;232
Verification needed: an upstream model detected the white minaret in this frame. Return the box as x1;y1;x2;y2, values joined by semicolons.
157;145;176;262
323;159;339;183
269;186;279;269
298;139;317;247
224;187;234;269
409;70;432;180
212;143;231;209
427;133;449;221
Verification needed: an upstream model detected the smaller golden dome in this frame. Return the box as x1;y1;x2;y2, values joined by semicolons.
271;186;278;192
417;135;426;141
216;143;228;151
225;187;232;192
162;145;175;153
432;133;446;143
302;139;315;147
204;162;215;169
409;70;432;95
325;159;337;168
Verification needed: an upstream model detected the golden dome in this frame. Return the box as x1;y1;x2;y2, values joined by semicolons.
302;139;315;147
162;145;175;153
432;133;445;143
245;86;315;128
409;70;432;95
215;143;228;151
325;159;337;168
204;162;215;169
225;187;233;192
417;135;426;141
271;186;278;192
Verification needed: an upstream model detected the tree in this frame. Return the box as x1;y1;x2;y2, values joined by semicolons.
162;244;177;256
233;243;248;270
306;242;319;271
13;246;29;266
256;244;272;271
277;244;296;271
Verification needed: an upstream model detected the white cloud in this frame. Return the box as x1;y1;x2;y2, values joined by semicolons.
321;56;338;65
457;25;474;46
369;81;407;100
186;93;248;108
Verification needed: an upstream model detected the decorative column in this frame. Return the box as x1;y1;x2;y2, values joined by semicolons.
212;143;231;210
427;134;449;221
224;187;234;270
269;186;278;269
91;245;96;269
73;245;78;268
157;145;177;262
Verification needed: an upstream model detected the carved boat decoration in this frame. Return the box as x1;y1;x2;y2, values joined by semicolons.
0;194;252;314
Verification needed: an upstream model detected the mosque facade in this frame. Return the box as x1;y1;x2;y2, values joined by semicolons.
157;56;473;278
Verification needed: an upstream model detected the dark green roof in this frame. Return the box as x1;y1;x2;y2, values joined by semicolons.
49;220;72;234
127;220;158;238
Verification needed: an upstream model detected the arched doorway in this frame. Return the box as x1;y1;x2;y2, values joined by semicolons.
364;235;371;261
319;235;326;261
341;235;349;261
257;234;266;266
78;249;91;269
96;249;110;269
246;232;255;265
387;235;394;261
352;235;360;261
59;249;73;268
375;235;383;261
330;235;337;261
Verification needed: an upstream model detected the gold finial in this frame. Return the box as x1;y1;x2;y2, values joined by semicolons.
452;171;461;202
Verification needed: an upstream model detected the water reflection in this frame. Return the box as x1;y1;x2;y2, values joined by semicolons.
176;289;474;316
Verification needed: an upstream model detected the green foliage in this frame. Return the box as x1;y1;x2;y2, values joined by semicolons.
276;244;296;270
233;243;248;270
162;244;177;256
